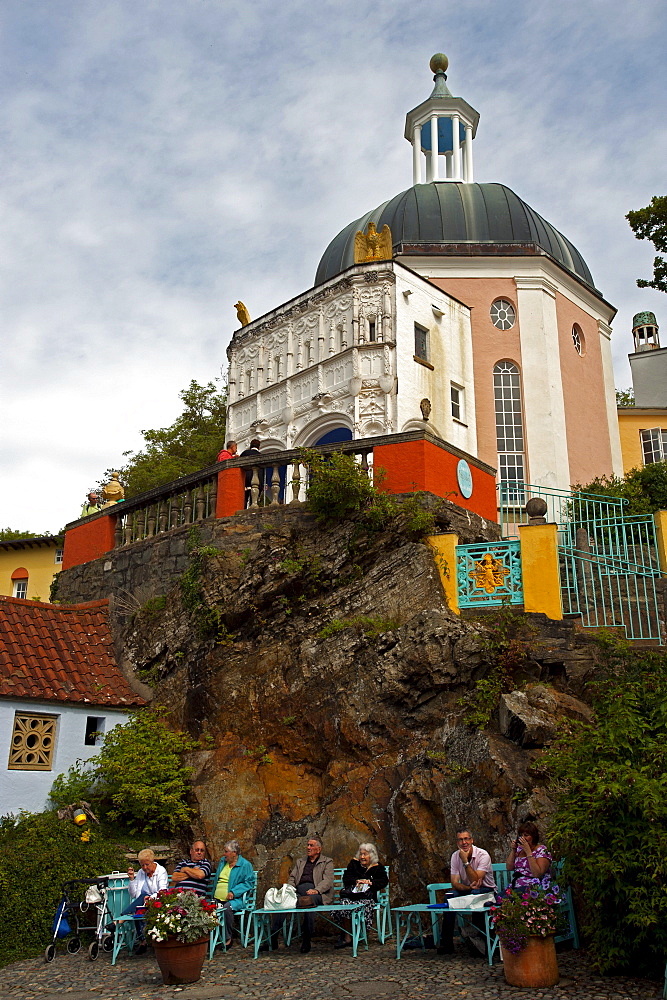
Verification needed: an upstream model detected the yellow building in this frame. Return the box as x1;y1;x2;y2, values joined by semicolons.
617;312;667;473
0;536;63;602
618;407;667;473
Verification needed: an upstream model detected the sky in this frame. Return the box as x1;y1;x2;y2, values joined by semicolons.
1;0;665;534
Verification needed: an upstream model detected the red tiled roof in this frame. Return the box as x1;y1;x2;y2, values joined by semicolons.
0;596;146;707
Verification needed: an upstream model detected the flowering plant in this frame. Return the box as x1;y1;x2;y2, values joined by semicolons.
490;881;567;955
141;888;218;944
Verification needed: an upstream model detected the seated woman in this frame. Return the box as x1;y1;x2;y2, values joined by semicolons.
506;821;552;889
108;848;169;953
213;839;254;947
333;843;388;949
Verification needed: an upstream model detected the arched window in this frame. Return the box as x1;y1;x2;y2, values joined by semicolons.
11;568;29;599
493;361;526;500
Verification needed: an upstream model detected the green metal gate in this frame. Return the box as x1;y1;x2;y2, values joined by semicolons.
498;483;664;643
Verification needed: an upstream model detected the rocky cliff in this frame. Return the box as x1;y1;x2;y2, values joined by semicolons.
58;498;601;901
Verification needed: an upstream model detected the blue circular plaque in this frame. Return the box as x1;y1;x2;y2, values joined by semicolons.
457;459;473;499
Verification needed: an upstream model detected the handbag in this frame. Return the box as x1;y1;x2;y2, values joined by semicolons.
296;894;318;908
446;891;495;910
263;884;298;910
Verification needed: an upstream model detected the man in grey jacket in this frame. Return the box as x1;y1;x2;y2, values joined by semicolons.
268;837;334;953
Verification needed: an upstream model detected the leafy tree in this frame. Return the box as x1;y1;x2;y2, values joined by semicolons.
104;380;226;498
615;387;635;407
626;195;667;292
544;639;667;976
49;707;201;835
574;462;667;517
0;527;53;541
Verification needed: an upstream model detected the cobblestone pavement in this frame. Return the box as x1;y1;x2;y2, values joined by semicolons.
0;940;661;1000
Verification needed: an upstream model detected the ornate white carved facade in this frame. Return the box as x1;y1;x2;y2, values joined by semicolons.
226;261;477;457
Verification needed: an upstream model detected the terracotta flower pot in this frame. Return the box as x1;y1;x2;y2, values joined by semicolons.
502;934;559;988
152;935;209;985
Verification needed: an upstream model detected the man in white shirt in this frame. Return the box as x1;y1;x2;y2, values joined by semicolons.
438;828;496;955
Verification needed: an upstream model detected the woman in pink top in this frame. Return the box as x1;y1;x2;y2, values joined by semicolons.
506;821;552;889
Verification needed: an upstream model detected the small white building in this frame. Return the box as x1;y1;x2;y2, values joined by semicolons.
0;595;145;815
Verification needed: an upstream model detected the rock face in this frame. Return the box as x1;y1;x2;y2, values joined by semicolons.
57;501;602;904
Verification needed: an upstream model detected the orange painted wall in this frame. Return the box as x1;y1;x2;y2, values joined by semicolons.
430;277;523;473
62;515;116;570
216;467;246;517
555;291;613;484
374;439;497;521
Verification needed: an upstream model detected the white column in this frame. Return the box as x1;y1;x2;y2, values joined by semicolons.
445;151;453;178
412;124;421;185
452;114;461;180
515;276;570;490
598;319;624;476
430;114;439;181
464;125;474;183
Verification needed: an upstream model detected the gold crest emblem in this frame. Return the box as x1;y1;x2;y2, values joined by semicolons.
354;222;392;264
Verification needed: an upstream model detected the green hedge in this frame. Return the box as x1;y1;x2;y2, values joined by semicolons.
0;811;131;968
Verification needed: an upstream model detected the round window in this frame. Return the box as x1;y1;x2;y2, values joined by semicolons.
490;299;516;331
572;324;585;356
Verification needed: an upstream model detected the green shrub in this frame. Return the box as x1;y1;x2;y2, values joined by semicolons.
318;614;399;640
49;708;200;836
0;811;128;967
302;449;384;522
543;638;667;977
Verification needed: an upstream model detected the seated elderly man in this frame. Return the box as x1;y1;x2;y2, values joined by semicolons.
266;836;334;953
170;841;211;896
107;848;169;954
438;827;496;956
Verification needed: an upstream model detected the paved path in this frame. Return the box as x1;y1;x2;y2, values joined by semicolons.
0;940;661;1000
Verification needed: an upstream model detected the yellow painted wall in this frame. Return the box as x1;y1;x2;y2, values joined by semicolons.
0;540;62;601
518;523;562;620
617;408;667;473
427;533;459;615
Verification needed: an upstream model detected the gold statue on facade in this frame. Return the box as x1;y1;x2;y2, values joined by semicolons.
235;301;251;326
470;552;510;594
101;472;125;507
354;222;392;264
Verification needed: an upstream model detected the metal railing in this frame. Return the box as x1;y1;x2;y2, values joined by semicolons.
455;540;523;608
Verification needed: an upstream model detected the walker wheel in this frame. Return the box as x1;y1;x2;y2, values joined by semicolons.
102;933;113;953
88;941;99;961
67;937;81;954
44;944;56;963
80;901;89;912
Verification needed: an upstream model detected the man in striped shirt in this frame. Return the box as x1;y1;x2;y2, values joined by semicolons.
170;841;212;896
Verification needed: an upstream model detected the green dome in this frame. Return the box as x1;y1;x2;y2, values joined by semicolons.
315;181;595;289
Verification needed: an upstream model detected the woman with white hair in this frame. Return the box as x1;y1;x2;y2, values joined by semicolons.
333;843;388;949
213;839;254;947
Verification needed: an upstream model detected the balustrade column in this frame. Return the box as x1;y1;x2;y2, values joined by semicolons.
430;114;439;180
290;463;302;504
270;465;280;505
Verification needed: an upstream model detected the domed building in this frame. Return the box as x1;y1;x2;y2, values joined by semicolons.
225;55;622;499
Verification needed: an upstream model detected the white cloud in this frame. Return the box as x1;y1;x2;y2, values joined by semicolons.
0;0;665;532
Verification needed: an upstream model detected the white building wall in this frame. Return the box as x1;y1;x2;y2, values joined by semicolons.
0;699;131;816
394;268;475;454
226;261;477;458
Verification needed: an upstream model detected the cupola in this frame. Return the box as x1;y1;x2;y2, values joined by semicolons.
404;53;480;185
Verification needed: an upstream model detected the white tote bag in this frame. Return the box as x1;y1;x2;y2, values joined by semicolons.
263;884;298;910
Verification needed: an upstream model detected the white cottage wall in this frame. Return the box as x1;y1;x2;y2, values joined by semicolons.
0;700;130;816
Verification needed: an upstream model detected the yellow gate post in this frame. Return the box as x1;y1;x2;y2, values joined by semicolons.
428;533;459;615
518;523;563;620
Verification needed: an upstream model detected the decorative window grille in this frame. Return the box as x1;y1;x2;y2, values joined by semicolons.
8;712;58;770
494;361;526;502
641;428;667;466
572;324;584;355
490;299;516;330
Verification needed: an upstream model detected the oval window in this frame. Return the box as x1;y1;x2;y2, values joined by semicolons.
490;299;516;331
